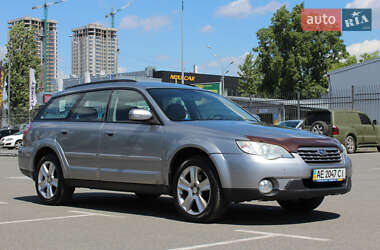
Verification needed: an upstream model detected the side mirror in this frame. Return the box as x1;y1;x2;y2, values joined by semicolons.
373;120;377;125
129;109;153;121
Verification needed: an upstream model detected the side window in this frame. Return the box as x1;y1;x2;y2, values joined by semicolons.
70;90;111;122
359;113;371;125
38;94;81;120
108;90;151;122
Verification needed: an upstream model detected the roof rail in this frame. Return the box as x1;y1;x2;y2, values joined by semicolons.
65;79;137;90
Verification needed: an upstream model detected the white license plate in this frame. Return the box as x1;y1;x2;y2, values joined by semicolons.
312;168;346;182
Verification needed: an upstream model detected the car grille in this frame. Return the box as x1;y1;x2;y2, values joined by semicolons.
297;147;342;163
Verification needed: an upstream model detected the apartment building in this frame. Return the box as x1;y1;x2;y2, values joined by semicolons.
72;23;118;78
8;16;58;92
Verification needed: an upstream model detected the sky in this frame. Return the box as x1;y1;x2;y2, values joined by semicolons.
0;0;379;78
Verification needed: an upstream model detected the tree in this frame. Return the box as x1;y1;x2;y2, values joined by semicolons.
237;53;261;98
252;3;346;98
3;22;40;125
329;51;379;71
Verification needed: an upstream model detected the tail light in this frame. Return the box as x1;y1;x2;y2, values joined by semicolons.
332;125;339;135
24;122;32;138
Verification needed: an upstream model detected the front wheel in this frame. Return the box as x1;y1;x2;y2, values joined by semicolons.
15;140;23;150
345;135;356;154
277;196;324;213
173;156;228;223
35;154;74;205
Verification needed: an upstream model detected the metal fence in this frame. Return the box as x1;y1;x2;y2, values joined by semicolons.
231;85;380;124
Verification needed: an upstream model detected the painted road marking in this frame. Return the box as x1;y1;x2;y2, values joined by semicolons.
170;229;330;250
236;229;330;242
168;235;274;250
0;210;119;226
6;176;30;180
0;201;8;205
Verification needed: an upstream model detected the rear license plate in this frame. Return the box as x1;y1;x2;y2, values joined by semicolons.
312;168;346;182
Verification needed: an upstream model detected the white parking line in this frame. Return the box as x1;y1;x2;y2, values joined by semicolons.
170;229;330;250
168;235;274;250
0;201;8;205
236;229;330;242
5;176;30;180
0;210;118;226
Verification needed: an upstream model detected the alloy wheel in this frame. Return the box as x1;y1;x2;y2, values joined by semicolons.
38;161;58;199
312;124;323;135
346;136;355;153
177;166;211;215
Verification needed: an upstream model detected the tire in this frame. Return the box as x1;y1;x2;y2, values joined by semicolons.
135;193;161;200
15;140;22;150
310;121;329;135
277;196;324;213
173;155;228;223
345;135;356;154
377;146;380;152
35;154;74;205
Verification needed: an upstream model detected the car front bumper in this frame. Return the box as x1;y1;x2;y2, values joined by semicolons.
210;152;352;202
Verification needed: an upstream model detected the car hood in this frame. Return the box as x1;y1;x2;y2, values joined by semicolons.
177;120;342;153
2;134;23;140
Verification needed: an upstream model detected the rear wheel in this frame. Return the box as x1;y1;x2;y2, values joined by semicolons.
277;196;324;213
173;155;228;223
35;154;74;205
15;140;23;150
377;146;380;152
345;135;356;154
310;121;329;135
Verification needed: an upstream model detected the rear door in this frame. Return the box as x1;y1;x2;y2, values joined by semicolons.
98;89;164;184
56;90;111;180
358;113;377;143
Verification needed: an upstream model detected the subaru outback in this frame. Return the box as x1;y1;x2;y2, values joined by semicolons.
19;80;352;222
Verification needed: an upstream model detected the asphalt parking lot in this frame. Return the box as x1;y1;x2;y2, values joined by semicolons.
0;152;379;250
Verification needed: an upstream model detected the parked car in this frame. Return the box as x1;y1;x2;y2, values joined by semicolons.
278;120;304;129
303;110;380;154
19;80;352;222
0;127;19;140
1;131;23;149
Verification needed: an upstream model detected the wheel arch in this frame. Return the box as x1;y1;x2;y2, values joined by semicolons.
33;147;61;179
168;147;223;194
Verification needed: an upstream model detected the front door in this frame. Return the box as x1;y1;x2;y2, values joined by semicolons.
98;89;164;184
359;113;377;144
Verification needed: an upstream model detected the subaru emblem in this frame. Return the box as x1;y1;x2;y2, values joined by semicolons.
319;149;328;155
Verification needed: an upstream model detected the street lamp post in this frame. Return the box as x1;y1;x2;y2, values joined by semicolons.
181;0;184;84
207;45;234;96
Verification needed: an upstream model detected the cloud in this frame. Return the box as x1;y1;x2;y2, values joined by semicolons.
118;66;127;73
156;55;169;61
215;0;252;18
200;25;213;33
347;40;380;57
252;0;284;15
215;0;283;18
120;15;170;31
346;0;380;28
206;52;250;75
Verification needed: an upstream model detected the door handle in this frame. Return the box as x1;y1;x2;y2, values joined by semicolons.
105;131;114;136
61;130;68;135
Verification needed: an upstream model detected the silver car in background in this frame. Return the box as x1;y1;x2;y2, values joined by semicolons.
19;80;352;222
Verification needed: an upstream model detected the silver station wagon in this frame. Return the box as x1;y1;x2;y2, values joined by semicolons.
19;80;352;222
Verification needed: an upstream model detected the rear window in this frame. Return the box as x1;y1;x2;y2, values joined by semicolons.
305;111;331;126
37;94;82;120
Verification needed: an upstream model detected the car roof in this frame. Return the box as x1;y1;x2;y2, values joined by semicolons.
59;80;200;96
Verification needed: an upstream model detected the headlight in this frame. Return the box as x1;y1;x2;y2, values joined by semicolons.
236;140;293;160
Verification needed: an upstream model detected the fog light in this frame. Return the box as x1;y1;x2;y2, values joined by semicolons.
259;179;273;194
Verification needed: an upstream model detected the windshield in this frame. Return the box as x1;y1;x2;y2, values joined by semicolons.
148;88;258;122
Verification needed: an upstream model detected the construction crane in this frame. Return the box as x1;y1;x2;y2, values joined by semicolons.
32;0;67;93
105;2;132;28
